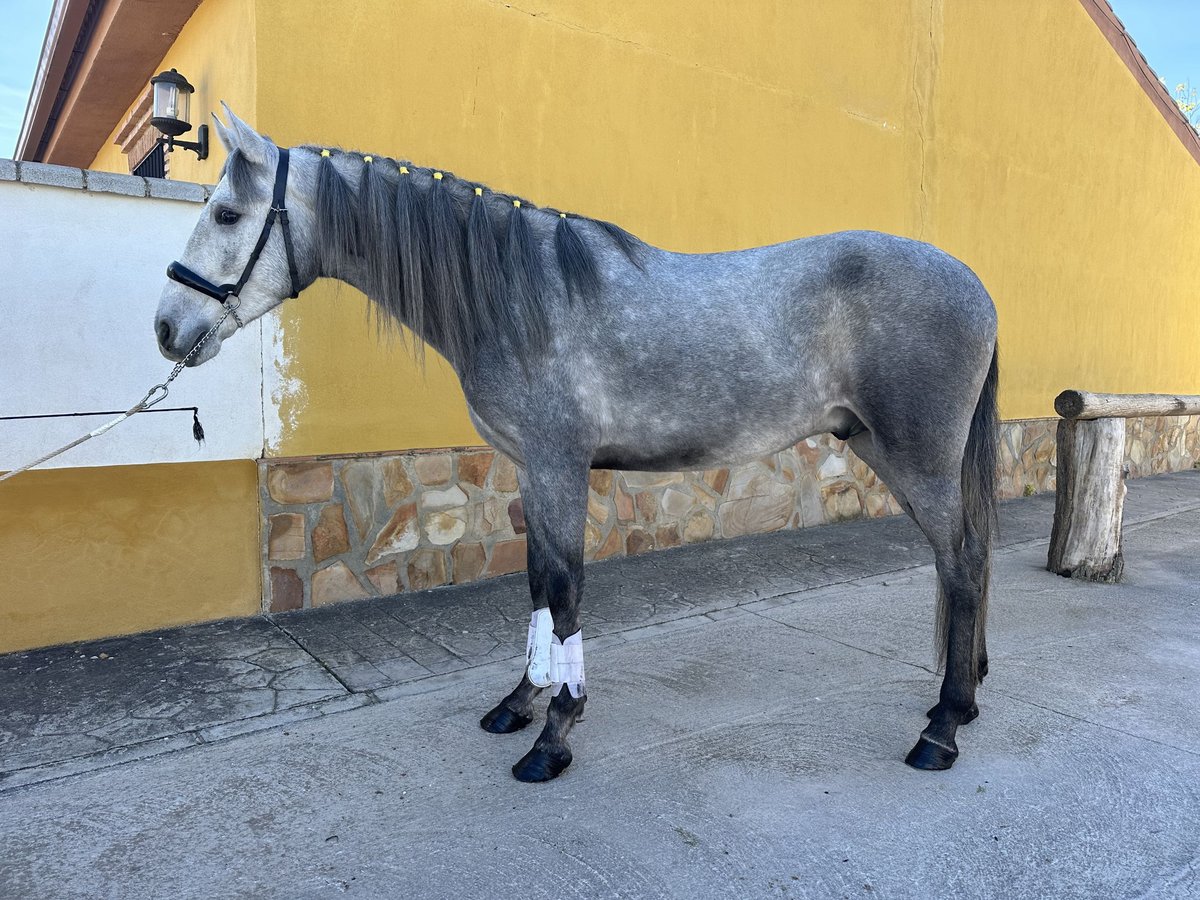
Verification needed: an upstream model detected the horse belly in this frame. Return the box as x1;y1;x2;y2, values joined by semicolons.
591;392;842;472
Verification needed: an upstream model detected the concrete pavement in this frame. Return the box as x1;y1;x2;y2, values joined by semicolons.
1;472;1199;899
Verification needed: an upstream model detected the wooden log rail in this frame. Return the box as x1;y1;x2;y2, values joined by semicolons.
1047;390;1200;583
1054;390;1200;420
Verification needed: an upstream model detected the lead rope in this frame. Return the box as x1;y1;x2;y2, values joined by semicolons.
0;302;237;485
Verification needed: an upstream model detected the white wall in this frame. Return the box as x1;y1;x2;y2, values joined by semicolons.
0;172;270;469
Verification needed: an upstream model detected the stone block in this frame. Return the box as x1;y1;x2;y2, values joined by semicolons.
312;504;350;563
146;177;207;202
684;511;715;544
635;491;658;524
458;450;493;487
382;458;414;505
365;561;400;595
703;468;730;495
487;538;527;576
661;487;694;518
267;513;305;560
718;478;793;537
622;471;684;489
452;543;486;583
492;454;519;491
0;159;18;182
508;498;526;534
594;527;624;560
626;530;654;556
821;481;863;523
407;549;448;590
584;520;603;555
481;497;506;535
690;484;719;511
86;170;147;197
424;510;467;545
588;469;613;494
587;491;610;524
414;453;452;485
366;502;419;563
615;485;634;522
20;162;84;190
340;460;381;542
267;462;333;504
656;524;681;549
311;561;370;606
724;467;764;502
865;493;890;518
422;485;468;509
795;439;823;468
269;567;304;612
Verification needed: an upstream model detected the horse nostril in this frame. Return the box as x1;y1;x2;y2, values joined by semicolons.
157;319;172;349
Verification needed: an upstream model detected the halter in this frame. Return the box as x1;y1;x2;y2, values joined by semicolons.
166;147;301;328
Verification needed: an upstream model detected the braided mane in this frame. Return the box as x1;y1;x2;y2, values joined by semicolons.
228;147;641;368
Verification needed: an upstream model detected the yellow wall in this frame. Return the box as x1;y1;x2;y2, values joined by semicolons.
0;461;261;654
255;0;1200;437
98;0;1200;439
254;0;926;454
90;0;256;185
934;1;1200;417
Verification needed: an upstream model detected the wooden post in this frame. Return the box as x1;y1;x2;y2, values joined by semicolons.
1047;417;1127;582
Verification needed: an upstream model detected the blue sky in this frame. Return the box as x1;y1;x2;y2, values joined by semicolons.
0;0;53;157
0;2;1197;158
1110;0;1200;98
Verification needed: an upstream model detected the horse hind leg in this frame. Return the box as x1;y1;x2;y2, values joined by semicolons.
848;433;987;767
904;477;987;769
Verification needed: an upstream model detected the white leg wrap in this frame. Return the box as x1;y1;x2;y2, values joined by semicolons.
525;607;585;698
526;608;555;688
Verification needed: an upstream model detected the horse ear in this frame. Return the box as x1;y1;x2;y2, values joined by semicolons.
211;110;236;154
219;101;272;167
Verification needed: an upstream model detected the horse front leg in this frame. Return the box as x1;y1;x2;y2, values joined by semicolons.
478;449;590;782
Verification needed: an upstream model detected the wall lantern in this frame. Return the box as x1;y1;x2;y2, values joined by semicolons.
149;68;208;160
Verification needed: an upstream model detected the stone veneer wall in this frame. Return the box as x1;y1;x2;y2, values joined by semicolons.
260;416;1200;612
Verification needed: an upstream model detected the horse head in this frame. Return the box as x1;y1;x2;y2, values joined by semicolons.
154;103;315;365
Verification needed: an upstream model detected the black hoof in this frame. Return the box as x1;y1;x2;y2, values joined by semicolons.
925;702;979;725
512;746;572;782
905;735;959;771
480;705;533;734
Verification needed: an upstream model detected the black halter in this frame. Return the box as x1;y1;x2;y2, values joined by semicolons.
166;147;301;328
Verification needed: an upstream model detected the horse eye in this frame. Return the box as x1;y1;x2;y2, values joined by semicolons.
216;209;241;226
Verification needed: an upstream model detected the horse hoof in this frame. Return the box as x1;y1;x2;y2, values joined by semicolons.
480;705;533;734
925;702;979;725
512;746;572;782
905;735;959;771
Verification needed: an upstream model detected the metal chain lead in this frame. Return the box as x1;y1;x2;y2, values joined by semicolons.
0;301;237;484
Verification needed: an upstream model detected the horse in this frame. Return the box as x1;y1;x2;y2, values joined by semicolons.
156;106;999;782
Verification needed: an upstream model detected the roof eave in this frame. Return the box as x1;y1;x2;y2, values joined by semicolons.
15;0;204;167
15;0;94;162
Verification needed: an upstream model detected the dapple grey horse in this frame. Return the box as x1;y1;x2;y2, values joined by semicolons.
156;107;998;782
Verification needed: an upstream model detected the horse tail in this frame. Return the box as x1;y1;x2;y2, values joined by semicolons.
944;342;999;672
